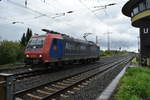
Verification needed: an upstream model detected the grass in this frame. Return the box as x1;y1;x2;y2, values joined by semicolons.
115;67;150;100
132;57;140;65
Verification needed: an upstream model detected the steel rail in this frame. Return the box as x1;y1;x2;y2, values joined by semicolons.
14;56;133;100
14;56;126;95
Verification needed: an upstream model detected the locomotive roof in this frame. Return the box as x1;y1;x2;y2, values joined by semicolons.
61;34;96;46
42;29;97;46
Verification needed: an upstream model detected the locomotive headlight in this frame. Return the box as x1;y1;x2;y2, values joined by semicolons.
39;54;42;58
26;54;29;58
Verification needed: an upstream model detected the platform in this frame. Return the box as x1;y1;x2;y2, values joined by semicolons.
96;63;131;100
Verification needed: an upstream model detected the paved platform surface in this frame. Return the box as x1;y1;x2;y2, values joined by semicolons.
96;63;131;100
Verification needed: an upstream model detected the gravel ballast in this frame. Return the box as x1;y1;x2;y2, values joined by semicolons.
59;62;128;100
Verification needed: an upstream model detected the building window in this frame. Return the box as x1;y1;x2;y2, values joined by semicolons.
139;2;146;11
131;12;134;17
133;7;139;15
146;0;150;8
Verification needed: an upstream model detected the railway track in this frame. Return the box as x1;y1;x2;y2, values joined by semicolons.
14;56;133;100
15;56;121;78
0;64;48;75
0;56;123;82
0;56;124;75
11;56;124;94
0;55;134;100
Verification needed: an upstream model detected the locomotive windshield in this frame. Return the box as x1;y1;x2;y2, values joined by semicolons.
27;36;45;48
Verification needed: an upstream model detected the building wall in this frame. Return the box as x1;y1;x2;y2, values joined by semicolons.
122;0;150;66
140;27;150;66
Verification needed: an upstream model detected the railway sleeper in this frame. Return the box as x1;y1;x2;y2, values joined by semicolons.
67;90;75;94
60;94;69;98
36;90;52;95
44;87;59;92
82;82;89;86
62;80;76;84
66;78;78;82
51;84;66;89
15;97;23;100
73;87;80;91
14;57;132;100
56;82;70;86
26;93;43;99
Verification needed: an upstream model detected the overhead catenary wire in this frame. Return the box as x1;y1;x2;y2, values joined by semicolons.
2;0;116;40
5;0;50;23
4;0;74;25
0;0;77;35
7;0;49;17
5;1;63;20
4;0;113;23
1;0;49;27
78;0;107;41
41;0;76;19
78;0;115;24
78;0;119;45
78;0;102;21
40;0;84;38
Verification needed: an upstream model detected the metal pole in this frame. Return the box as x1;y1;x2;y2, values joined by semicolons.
96;36;98;45
137;36;140;53
0;73;14;100
6;75;15;100
106;32;112;51
108;32;110;51
25;0;27;8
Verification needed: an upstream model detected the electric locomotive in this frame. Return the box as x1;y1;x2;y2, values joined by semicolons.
25;29;100;65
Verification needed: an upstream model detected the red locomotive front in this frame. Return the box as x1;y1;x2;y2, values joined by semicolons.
25;30;63;64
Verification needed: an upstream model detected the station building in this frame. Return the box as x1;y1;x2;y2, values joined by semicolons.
122;0;150;66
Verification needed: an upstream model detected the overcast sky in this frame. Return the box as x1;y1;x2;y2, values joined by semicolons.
0;0;139;51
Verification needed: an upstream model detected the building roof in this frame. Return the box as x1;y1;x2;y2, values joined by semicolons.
122;0;142;17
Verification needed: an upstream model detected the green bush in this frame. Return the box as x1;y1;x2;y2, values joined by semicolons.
115;67;150;100
132;57;140;65
100;50;128;57
0;41;25;65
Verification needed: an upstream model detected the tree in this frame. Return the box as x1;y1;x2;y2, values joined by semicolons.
20;33;26;46
26;28;32;43
20;28;32;46
0;41;17;64
0;41;25;65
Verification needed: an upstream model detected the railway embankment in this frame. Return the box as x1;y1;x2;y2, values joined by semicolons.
114;66;150;100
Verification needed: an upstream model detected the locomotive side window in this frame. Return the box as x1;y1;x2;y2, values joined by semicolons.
65;42;71;50
80;45;86;50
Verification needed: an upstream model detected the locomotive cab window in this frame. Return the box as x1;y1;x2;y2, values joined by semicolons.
27;36;45;48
